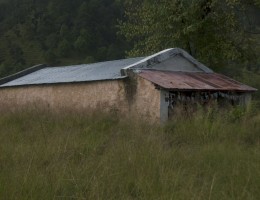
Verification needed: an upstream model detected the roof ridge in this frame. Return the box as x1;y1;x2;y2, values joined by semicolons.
120;48;213;76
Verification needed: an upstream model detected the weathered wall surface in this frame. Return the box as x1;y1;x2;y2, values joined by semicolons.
129;76;161;121
0;80;128;113
0;78;161;121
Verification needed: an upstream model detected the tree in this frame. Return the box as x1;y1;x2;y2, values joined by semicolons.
119;0;259;69
0;0;130;77
58;39;72;57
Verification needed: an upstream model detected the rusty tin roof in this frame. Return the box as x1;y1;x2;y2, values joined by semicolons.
138;70;257;92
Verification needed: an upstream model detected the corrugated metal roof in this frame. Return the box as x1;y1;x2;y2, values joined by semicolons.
0;57;144;87
138;70;257;92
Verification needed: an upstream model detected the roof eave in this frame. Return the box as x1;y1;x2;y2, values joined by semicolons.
0;76;127;89
0;64;49;86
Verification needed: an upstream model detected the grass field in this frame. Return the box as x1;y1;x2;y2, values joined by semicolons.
0;107;259;200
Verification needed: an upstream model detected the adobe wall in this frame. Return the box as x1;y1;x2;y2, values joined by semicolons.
0;80;128;113
128;76;161;121
0;78;161;121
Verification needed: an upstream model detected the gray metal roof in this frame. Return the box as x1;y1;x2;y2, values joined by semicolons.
0;57;144;87
121;48;213;75
0;48;215;88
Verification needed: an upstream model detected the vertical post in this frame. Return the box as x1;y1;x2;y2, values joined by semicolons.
239;93;252;109
160;90;168;123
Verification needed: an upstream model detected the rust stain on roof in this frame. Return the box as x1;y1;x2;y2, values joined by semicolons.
138;70;257;92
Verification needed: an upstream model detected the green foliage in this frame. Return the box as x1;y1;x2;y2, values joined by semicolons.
74;36;89;53
0;0;129;77
255;0;260;6
0;109;259;199
119;0;260;70
58;39;72;57
44;50;58;65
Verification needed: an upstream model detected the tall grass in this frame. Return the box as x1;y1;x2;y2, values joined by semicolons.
0;107;259;200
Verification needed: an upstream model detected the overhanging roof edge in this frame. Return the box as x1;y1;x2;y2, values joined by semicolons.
0;76;128;88
137;70;257;92
0;64;49;85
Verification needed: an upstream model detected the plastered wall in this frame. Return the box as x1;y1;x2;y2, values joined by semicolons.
129;76;161;121
0;78;161;121
0;80;128;113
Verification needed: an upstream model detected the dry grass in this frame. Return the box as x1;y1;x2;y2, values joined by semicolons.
0;106;259;200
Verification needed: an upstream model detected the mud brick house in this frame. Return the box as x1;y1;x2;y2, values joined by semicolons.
0;48;257;121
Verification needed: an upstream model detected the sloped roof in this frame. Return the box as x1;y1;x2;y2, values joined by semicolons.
121;48;213;75
138;70;257;92
0;48;213;88
0;48;256;93
0;57;144;87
